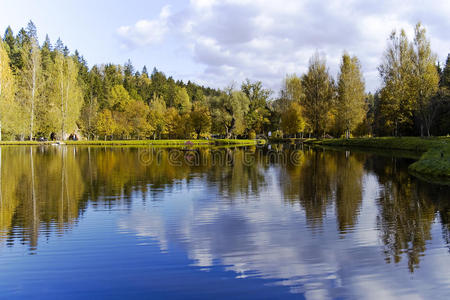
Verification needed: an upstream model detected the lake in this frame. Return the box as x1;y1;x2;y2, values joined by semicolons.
0;145;449;299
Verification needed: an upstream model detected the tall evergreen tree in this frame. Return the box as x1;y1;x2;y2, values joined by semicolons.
441;54;450;89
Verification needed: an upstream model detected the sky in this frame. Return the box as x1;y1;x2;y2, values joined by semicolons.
1;0;449;93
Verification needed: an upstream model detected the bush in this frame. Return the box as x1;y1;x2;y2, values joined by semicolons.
273;130;283;138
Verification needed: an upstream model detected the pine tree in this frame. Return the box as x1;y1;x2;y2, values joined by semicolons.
441;54;450;89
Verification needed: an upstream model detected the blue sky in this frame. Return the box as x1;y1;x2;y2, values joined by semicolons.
1;0;449;93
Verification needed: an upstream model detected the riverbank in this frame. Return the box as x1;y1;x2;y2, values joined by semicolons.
304;137;450;182
0;139;263;146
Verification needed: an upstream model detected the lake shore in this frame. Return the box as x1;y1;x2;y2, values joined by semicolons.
304;137;450;183
0;139;263;146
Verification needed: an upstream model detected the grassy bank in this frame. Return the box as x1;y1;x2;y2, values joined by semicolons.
0;139;262;146
305;137;450;182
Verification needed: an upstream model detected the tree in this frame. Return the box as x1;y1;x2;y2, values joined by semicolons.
18;21;42;140
190;102;211;138
212;88;250;138
410;23;440;136
336;53;366;138
378;29;415;136
442;54;450;89
124;100;152;139
0;40;17;140
3;26;22;73
301;53;335;136
280;102;305;136
241;79;271;133
148;95;167;139
165;107;191;138
280;74;303;110
108;84;131;111
79;96;98;139
35;34;59;137
54;52;83;139
173;86;191;114
96;109;116;139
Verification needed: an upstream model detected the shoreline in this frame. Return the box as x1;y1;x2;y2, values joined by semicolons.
304;137;450;184
0;139;263;146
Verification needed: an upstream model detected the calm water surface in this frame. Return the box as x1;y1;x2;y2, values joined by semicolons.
0;145;449;299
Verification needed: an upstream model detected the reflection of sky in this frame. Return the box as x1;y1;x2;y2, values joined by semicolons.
118;169;450;299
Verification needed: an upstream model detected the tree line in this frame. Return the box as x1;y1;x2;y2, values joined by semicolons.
0;21;449;141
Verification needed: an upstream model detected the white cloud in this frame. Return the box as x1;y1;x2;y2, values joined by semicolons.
117;0;450;92
117;5;171;47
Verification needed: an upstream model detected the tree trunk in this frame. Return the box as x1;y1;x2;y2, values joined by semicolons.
30;62;36;141
60;75;64;141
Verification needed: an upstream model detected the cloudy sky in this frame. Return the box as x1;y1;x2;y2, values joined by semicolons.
1;0;449;93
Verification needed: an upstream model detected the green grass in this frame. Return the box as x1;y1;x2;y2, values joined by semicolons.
305;136;450;183
0;139;262;146
409;146;450;178
306;136;450;152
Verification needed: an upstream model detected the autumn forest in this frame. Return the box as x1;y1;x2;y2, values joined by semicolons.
0;21;449;141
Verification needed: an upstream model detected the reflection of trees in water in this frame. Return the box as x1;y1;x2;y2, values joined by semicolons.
1;147;85;252
335;153;365;233
0;147;268;251
280;149;364;232
281;149;450;271
281;149;335;227
437;199;450;253
0;146;449;264
367;155;450;272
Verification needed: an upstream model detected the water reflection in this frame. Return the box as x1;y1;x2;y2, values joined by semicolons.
0;145;449;298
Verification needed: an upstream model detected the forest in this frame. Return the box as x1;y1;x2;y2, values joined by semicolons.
0;21;449;141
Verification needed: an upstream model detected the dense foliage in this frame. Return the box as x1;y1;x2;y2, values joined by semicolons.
0;21;449;141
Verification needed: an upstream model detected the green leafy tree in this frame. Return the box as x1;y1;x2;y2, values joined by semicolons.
173;86;191;114
0;40;18;140
79;96;98;139
301;53;335;136
54;52;83;139
148;95;167;139
378;29;415;136
410;23;440;136
96;109;116;139
336;53;366;138
17;21;43;140
124;100;152;139
280;102;305;136
190;102;211;138
280;74;303;110
212;88;250;138
241;79;271;133
108;84;131;111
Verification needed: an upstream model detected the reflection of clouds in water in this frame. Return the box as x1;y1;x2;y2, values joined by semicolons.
118;209;169;251
118;173;450;299
353;174;380;247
